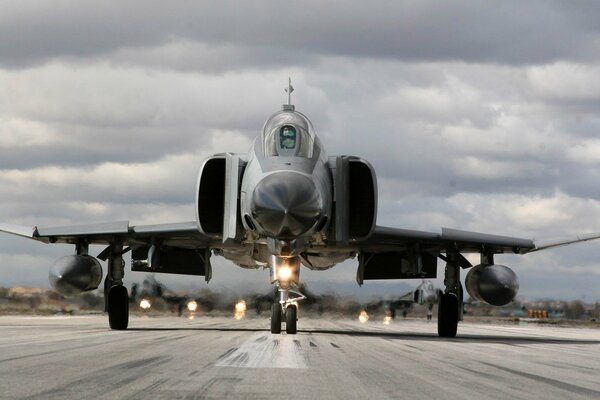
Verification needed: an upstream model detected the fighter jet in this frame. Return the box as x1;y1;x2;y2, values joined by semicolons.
2;80;600;337
397;280;441;320
366;280;440;320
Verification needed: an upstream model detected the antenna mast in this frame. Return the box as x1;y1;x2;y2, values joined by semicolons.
285;77;294;105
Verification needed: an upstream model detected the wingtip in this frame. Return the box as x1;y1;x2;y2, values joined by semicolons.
0;223;38;239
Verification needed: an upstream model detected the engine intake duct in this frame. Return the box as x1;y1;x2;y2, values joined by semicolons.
465;264;519;306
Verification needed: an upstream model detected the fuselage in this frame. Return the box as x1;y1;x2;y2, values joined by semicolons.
240;106;332;246
206;104;355;271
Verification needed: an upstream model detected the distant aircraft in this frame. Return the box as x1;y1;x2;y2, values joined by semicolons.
2;79;600;337
397;280;441;320
367;280;440;320
130;276;202;315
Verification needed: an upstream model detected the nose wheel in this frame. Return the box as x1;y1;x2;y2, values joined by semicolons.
271;303;282;334
286;305;297;334
270;287;305;334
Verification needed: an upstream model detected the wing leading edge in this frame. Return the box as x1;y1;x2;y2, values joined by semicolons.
0;220;211;248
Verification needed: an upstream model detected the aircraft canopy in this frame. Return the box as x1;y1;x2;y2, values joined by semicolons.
262;110;315;158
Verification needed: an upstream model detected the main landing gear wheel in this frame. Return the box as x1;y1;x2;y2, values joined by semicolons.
108;285;129;330
438;292;458;338
286;305;297;334
271;303;282;334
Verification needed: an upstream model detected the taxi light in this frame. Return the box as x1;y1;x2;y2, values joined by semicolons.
234;300;247;320
235;300;247;312
187;300;198;312
358;310;369;323
277;265;293;281
140;299;151;310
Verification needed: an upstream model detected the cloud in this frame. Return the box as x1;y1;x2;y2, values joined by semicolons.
3;1;600;68
527;63;600;101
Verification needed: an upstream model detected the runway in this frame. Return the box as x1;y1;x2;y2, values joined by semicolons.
0;315;599;399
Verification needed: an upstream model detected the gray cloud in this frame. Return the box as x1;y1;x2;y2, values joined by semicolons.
2;1;600;69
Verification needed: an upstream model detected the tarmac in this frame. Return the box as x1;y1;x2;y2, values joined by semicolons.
0;315;598;399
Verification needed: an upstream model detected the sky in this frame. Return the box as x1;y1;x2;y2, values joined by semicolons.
1;1;600;301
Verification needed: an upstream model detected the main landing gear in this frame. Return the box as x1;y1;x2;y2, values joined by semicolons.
438;292;458;337
108;285;129;330
269;255;305;335
104;241;129;330
438;251;463;338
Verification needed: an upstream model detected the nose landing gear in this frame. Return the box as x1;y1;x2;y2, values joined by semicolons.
271;287;305;334
269;255;306;334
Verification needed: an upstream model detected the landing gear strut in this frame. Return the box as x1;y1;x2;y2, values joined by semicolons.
438;250;463;338
270;286;305;334
104;241;129;330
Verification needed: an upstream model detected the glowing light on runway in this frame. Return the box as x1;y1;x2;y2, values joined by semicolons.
234;300;247;320
139;299;151;310
358;310;369;323
187;300;198;312
383;315;392;325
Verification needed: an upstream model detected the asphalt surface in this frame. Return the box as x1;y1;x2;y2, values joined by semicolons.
0;315;599;399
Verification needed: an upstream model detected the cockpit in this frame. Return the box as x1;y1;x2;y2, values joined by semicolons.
263;110;315;158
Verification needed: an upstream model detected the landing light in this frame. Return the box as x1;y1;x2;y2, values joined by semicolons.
140;299;151;310
187;300;198;312
383;310;393;325
235;300;247;312
234;300;247;320
277;265;293;281
359;310;369;323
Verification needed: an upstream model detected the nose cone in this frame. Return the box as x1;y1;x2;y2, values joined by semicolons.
251;172;322;238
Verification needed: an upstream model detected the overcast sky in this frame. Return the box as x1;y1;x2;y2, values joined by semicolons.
1;1;600;302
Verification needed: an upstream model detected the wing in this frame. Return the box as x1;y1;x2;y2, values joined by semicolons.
0;220;215;248
360;225;600;254
352;225;600;282
0;220;229;278
395;288;415;302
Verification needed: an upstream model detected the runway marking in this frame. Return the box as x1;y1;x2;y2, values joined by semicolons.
215;332;308;369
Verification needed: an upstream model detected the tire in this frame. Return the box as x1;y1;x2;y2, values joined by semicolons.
437;292;458;338
108;285;129;330
286;305;297;334
271;303;282;334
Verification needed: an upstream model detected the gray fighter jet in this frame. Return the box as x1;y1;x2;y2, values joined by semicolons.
397;280;441;320
2;80;600;337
